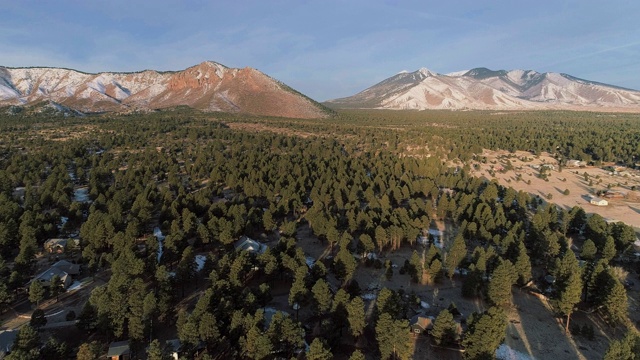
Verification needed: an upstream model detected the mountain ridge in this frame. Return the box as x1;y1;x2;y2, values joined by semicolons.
326;67;640;112
0;61;331;118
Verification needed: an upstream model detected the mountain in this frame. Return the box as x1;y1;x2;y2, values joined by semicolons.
326;67;640;111
0;62;330;118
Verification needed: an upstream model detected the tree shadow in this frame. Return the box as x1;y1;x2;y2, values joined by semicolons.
506;290;588;360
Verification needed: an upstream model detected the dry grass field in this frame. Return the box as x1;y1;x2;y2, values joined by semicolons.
467;150;640;229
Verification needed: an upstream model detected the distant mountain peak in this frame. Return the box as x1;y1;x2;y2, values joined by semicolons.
418;68;437;77
0;62;330;118
326;66;640;111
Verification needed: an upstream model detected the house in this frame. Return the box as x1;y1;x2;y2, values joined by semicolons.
44;238;80;254
31;259;81;289
409;315;433;334
566;159;586;167
166;339;182;360
234;236;267;254
51;260;81;276
590;197;608;206
0;330;17;359
44;238;68;253
107;341;130;360
32;266;73;288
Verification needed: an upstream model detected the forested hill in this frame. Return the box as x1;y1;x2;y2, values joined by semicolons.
0;109;637;359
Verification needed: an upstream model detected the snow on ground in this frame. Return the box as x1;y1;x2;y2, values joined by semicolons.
67;278;91;291
361;293;377;300
420;301;430;309
73;187;90;203
195;255;207;272
154;227;165;263
496;344;535;360
305;256;315;268
58;216;68;230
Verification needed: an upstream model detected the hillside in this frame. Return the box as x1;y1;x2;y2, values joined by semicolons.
0;61;330;118
326;67;640;112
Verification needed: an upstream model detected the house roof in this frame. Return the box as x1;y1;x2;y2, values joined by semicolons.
52;260;80;275
410;315;433;331
107;341;130;356
33;266;69;284
234;236;267;254
166;339;181;352
0;330;17;354
45;238;67;248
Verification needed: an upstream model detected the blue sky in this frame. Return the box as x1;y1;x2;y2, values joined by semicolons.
1;0;639;100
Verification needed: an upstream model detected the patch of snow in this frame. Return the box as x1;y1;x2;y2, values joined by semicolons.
153;227;165;241
67;280;89;291
496;344;535;360
418;68;438;77
45;310;65;318
420;301;430;309
305;256;315;268
195;255;207;272
73;187;90;203
58;216;68;230
361;293;377;300
154;227;165;263
0;84;19;99
446;70;469;77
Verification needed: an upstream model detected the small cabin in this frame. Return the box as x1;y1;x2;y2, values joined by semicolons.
590;197;608;206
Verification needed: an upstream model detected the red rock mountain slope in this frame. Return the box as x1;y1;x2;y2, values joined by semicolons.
0;61;329;118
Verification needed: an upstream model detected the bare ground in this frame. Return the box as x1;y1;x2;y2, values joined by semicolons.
467;150;640;229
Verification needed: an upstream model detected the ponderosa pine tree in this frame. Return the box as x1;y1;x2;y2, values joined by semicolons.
445;234;467;279
555;251;583;332
375;313;410;360
602;274;628;325
347;296;366;338
431;309;457;345
603;330;640;360
463;307;507;360
307;338;332;360
312;278;332;315
514;241;532;286
580;239;597;260
487;259;516;306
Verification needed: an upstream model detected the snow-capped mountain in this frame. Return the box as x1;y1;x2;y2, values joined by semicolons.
0;62;329;118
326;67;640;111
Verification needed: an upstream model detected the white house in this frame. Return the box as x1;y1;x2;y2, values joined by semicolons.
590;197;608;206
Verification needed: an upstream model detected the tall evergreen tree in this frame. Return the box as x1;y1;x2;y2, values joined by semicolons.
602;275;628;325
514;241;532;286
463;307;507;360
487;259;516;306
307;338;333;360
375;313;410;360
312;279;332;315
445;234;467;279
347;296;366;338
28;280;45;307
431;309;457;345
555;252;583;332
